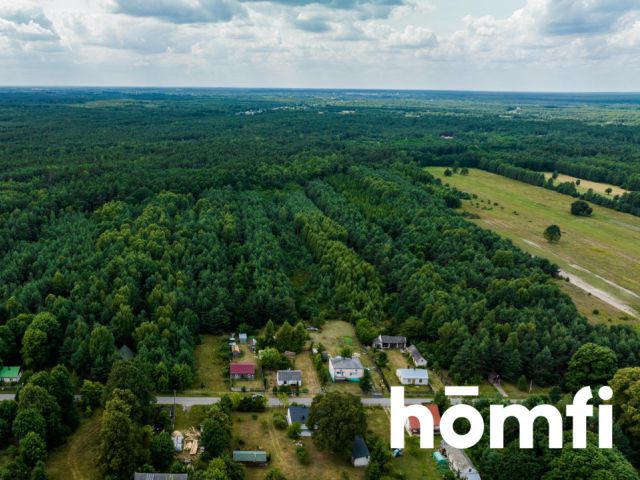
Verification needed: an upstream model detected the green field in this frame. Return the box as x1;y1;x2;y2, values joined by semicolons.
429;167;640;324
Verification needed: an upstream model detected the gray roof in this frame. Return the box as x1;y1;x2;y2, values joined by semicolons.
134;474;188;480
239;333;247;339
277;370;302;382
442;441;481;479
408;345;426;362
288;405;309;424
119;344;134;360
233;450;268;463
397;368;428;379
330;356;364;370
375;335;406;344
352;435;369;459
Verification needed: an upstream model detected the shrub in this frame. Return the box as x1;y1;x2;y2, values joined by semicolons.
272;413;288;430
296;445;310;465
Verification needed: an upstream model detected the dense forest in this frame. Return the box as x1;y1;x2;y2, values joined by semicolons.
1;89;639;479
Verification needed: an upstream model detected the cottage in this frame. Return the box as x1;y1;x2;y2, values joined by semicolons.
239;333;248;344
405;404;441;435
230;363;256;380
441;441;481;480
134;474;188;480
328;356;365;382
287;405;312;437
396;368;429;385
277;370;302;387
407;345;427;367
372;335;407;349
351;435;370;467
0;366;22;384
233;450;268;466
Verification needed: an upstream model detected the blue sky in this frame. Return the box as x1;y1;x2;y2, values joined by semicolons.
1;0;640;91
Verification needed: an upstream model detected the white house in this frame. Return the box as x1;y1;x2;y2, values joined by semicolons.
407;345;427;367
277;370;302;387
396;368;429;385
351;436;370;467
287;405;312;437
329;356;365;382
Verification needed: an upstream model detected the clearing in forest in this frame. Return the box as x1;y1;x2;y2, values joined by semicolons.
543;172;628;196
429;167;640;325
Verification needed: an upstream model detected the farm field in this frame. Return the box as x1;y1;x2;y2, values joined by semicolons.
429;167;640;324
45;410;102;480
544;172;628;196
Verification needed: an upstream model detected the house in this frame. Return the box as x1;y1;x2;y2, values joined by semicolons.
405;404;441;435
239;333;248;344
407;345;427;367
171;431;184;451
441;441;481;480
230;363;256;380
277;370;302;387
0;366;22;384
118;345;134;361
134;474;188;480
351;435;370;467
328;356;365;382
233;450;268;466
287;405;312;437
396;368;429;385
372;335;407;349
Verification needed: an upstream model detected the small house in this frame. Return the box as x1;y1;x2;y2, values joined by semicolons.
407;345;427;367
230;363;256;380
287;405;312;437
239;333;248;344
277;370;302;387
329;356;364;382
372;335;407;349
134;474;188;480
396;368;429;385
405;404;440;435
351;435;370;467
233;450;268;466
0;366;22;384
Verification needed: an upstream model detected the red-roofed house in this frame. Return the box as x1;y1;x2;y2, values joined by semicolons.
405;404;441;435
230;363;256;380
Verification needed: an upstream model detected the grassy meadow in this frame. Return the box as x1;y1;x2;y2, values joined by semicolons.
429;167;640;325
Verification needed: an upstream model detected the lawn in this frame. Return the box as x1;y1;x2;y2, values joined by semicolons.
429;167;640;324
543;172;628;197
293;353;322;395
233;410;364;480
46;410;102;480
188;335;229;394
366;408;443;480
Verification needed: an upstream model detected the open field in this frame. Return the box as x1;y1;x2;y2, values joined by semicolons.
429;167;640;324
188;335;229;394
292;353;323;395
366;408;442;480
544;172;628;196
46;410;102;480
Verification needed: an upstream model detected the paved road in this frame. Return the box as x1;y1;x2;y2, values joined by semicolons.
158;395;435;408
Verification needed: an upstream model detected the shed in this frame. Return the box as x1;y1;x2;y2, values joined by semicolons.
118;345;134;360
407;345;427;367
233;450;268;466
351;435;370;467
433;451;448;467
239;333;248;344
171;431;184;452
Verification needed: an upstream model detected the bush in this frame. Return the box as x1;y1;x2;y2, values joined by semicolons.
571;200;593;216
296;445;310;465
272;413;288;430
287;422;301;440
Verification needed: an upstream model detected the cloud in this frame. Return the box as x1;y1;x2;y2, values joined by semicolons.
292;14;332;32
109;0;246;23
540;0;640;36
0;3;59;41
387;25;436;49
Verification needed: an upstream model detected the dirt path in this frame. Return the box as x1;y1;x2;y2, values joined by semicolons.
558;269;639;318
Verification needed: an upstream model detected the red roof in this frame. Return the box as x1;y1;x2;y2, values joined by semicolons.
408;404;441;430
230;363;256;375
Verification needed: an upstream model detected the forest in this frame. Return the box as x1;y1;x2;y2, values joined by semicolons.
0;88;639;479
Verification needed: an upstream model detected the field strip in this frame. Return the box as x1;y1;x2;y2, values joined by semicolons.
558;269;639;318
568;263;640;300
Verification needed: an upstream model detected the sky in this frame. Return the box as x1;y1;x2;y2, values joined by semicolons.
1;0;640;91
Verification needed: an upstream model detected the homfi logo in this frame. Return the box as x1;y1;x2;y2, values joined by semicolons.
390;385;613;449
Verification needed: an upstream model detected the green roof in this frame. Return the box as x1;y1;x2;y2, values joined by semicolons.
0;367;21;379
233;450;267;463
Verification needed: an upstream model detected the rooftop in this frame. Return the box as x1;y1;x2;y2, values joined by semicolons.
330;356;364;370
277;370;302;382
396;368;428;379
233;450;268;463
230;363;256;375
408;345;426;362
288;405;309;424
352;435;369;459
0;366;21;378
376;335;406;343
